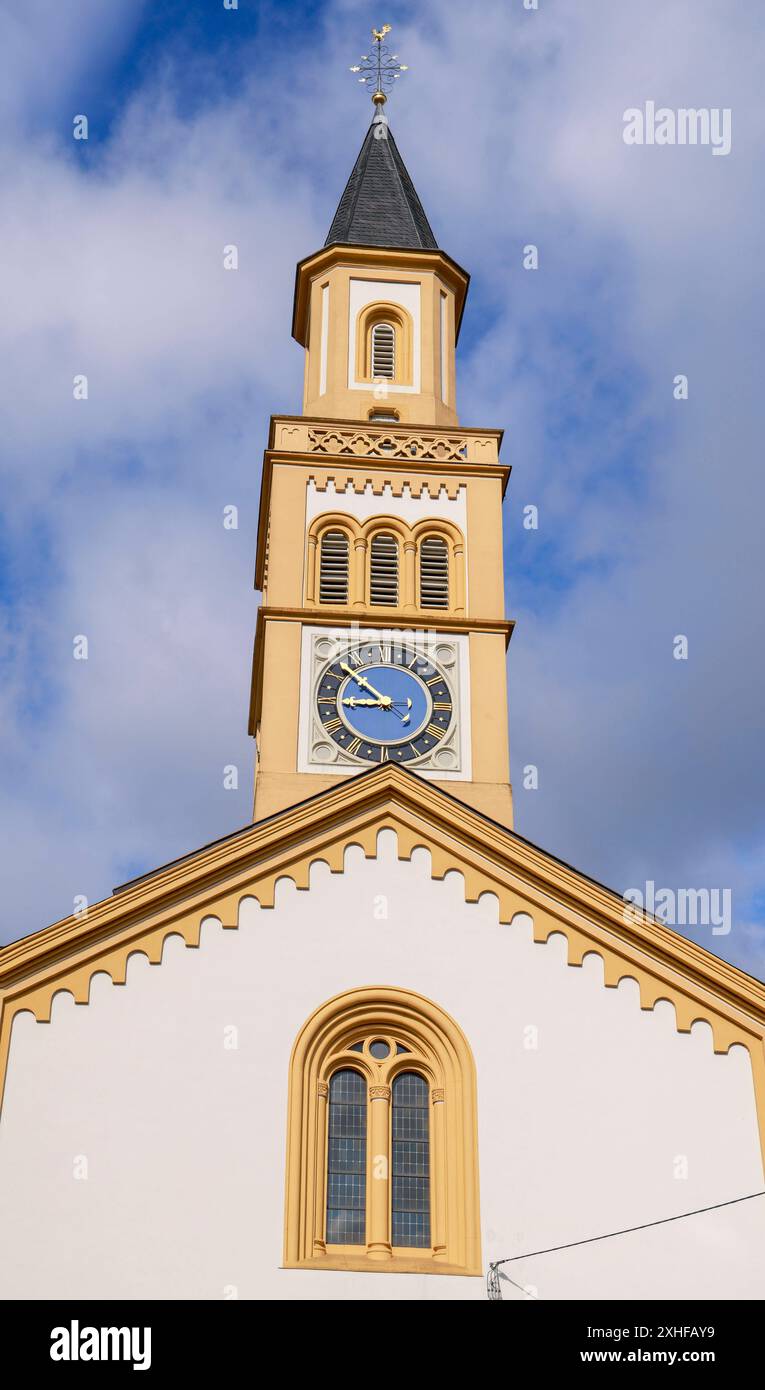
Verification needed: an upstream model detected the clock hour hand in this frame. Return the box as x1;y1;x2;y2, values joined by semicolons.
342;695;412;726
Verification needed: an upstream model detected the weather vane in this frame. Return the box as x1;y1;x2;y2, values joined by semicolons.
350;24;408;106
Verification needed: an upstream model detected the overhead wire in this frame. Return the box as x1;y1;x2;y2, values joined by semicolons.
486;1189;765;1300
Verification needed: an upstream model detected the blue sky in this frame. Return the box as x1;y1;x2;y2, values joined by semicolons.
1;0;764;975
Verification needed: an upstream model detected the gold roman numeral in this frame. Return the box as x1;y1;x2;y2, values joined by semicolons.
426;722;445;738
324;717;342;733
346;737;362;755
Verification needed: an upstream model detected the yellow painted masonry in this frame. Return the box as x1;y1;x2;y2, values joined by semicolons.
2;765;765;1180
250;412;514;825
255;432;509;616
249;610;514;824
292;246;468;426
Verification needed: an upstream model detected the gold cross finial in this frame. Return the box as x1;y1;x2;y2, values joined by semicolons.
349;24;409;107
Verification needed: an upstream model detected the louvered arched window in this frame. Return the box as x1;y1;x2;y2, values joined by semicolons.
369;532;399;606
326;1069;367;1246
419;535;450;609
371;321;395;379
391;1072;431;1248
319;530;350;604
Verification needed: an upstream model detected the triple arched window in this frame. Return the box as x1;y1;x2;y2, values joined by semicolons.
284;987;481;1275
309;517;464;615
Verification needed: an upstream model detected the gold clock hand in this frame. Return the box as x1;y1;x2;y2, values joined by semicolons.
340;663;392;707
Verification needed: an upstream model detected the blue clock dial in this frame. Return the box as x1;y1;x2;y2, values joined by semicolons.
316;643;453;765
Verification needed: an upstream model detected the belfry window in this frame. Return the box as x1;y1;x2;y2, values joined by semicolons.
369;533;399;606
319;530;350;604
419;535;449;609
371;322;396;379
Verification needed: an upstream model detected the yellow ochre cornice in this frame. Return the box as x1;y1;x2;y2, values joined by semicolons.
2;764;764;1169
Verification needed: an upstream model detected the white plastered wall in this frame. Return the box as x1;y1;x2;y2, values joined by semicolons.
305;478;467;535
0;829;763;1302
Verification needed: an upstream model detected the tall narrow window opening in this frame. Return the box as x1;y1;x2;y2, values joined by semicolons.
419;536;449;609
391;1073;431;1248
370;533;399;606
326;1069;367;1245
319;530;350;604
371;322;396;379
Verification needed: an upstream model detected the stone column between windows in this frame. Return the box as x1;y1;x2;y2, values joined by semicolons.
403;540;417;611
306;534;318;604
431;1087;447;1259
353;537;367;609
367;1084;393;1260
313;1080;329;1256
453;543;465;615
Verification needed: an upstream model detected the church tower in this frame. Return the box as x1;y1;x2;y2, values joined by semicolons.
249;95;514;826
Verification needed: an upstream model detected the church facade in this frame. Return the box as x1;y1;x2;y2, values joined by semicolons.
1;96;764;1302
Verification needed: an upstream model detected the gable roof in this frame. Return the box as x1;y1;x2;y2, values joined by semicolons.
325;111;439;252
2;763;765;1166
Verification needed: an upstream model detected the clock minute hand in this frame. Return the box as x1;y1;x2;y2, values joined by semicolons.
340;663;391;707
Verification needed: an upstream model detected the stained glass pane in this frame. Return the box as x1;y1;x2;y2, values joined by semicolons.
392;1072;431;1248
326;1069;366;1245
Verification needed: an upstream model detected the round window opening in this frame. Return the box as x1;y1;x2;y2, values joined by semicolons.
369;1039;390;1060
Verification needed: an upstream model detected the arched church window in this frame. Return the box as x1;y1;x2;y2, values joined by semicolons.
391;1072;431;1248
369;532;399;606
371;321;396;379
319;530;350;604
326;1069;367;1245
419;535;450;609
284;986;481;1275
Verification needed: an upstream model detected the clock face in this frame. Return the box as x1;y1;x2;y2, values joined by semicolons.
315;641;454;765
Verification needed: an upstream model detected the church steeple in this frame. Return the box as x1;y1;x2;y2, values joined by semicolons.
325;107;439;252
290;26;467;428
249;28;513;828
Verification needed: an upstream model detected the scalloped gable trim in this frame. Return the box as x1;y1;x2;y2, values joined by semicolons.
1;764;765;1169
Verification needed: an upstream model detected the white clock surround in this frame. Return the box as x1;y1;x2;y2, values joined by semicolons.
297;625;472;780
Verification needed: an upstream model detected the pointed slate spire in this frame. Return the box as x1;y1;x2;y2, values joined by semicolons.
325;105;439;252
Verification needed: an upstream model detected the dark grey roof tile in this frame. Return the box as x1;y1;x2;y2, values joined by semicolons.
325;113;438;251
